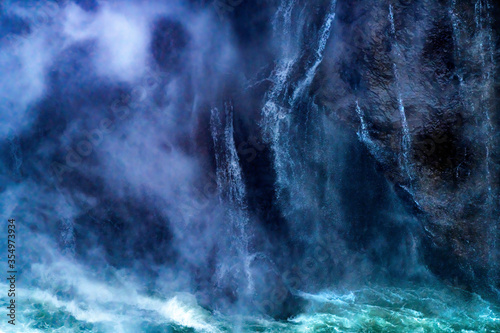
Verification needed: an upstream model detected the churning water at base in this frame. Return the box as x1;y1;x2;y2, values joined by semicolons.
3;282;500;332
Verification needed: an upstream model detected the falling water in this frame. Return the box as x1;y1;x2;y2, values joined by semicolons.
262;0;337;197
355;100;384;161
398;92;412;182
450;0;465;87
291;1;337;104
475;0;497;288
261;0;301;198
272;0;297;51
211;102;254;295
389;4;396;35
388;4;412;184
475;0;495;202
451;0;497;287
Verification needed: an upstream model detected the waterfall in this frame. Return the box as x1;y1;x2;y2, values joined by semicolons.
355;100;384;162
291;1;337;104
451;0;497;287
474;0;495;203
389;4;396;35
474;0;497;288
273;0;297;52
398;91;412;182
388;4;412;184
211;102;254;295
5;0;500;330
262;0;337;198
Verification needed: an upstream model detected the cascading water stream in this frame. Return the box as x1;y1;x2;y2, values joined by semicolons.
211;102;254;296
475;0;497;289
262;0;337;198
474;0;495;199
291;1;337;104
355;100;382;161
262;0;306;198
450;0;466;95
272;0;297;52
388;4;413;184
450;0;497;288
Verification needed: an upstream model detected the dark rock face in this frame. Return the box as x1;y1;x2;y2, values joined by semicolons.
316;0;499;292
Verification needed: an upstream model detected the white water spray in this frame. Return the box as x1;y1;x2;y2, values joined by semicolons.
389;4;412;183
262;0;337;197
291;1;337;104
355;100;385;161
211;102;254;295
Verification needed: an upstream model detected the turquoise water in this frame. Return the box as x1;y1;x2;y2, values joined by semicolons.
2;283;499;332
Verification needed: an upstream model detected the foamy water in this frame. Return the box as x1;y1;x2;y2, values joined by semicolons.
2;282;499;332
